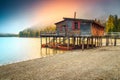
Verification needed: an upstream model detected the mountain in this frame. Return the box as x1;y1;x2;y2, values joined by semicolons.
0;33;18;37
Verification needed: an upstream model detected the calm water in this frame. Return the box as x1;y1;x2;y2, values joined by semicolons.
0;37;65;66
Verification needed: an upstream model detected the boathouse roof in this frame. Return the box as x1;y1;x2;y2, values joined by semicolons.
55;17;104;28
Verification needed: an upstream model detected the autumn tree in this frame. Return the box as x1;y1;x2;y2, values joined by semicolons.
106;15;114;32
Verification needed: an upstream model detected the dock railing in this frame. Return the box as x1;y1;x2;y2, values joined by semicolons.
105;32;120;38
40;31;93;37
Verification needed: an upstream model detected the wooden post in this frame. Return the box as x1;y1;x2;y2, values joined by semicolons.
46;37;47;46
77;37;79;45
40;37;42;48
82;37;84;51
95;37;96;47
53;37;55;45
55;37;57;48
87;37;89;49
63;37;65;44
59;37;61;43
73;37;76;47
99;37;101;47
56;37;57;43
79;37;81;46
108;36;109;46
96;37;98;47
70;37;71;44
98;37;100;47
67;37;70;50
101;37;103;46
91;37;93;48
49;37;50;43
106;36;109;46
114;37;117;46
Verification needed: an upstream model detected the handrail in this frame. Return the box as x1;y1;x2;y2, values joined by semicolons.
104;32;120;38
40;31;92;37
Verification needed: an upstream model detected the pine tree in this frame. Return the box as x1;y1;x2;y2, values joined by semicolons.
118;19;120;32
113;15;119;32
106;15;114;32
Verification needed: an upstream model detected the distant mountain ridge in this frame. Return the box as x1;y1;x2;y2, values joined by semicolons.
0;33;18;37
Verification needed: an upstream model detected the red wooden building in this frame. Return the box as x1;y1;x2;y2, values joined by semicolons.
55;18;104;36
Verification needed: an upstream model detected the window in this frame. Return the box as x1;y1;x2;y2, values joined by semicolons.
74;22;78;29
62;25;67;32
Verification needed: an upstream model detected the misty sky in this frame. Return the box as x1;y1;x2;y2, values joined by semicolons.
0;0;120;34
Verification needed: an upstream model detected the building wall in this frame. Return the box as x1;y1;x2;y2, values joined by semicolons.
91;23;104;36
56;21;66;33
56;20;104;36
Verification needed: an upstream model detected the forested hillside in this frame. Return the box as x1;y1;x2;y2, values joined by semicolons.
19;25;56;37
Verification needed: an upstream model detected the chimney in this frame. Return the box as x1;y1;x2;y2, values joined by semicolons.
74;12;76;19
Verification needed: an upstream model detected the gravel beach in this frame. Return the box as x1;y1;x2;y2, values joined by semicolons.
0;46;120;80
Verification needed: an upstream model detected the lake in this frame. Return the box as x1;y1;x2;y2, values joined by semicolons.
0;37;65;66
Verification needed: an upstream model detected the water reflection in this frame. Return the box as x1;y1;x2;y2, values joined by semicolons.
40;47;65;57
0;37;66;65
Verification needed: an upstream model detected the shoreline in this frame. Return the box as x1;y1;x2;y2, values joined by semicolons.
0;46;120;80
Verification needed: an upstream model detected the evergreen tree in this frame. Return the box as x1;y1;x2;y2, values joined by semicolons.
113;15;119;32
106;15;114;32
118;19;120;32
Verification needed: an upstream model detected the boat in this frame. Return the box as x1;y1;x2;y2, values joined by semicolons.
41;44;48;47
57;45;74;50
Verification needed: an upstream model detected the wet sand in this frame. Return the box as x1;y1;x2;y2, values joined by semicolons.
0;46;120;80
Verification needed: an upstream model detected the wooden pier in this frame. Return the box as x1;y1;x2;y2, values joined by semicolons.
40;31;119;51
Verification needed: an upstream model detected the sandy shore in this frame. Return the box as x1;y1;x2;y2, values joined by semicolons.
0;46;120;80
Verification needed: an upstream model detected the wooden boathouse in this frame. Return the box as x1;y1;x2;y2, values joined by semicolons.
40;17;118;50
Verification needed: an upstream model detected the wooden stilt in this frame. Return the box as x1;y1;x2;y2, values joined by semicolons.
59;37;61;43
87;37;89;49
73;37;75;47
106;36;109;46
82;37;84;51
91;37;93;48
55;37;57;48
49;37;50;43
114;37;117;46
77;37;79;45
63;37;65;44
97;37;99;47
101;37;102;47
46;37;47;46
79;37;81;46
69;37;71;44
53;37;55;45
56;37;57;43
98;37;100;47
40;37;42;48
95;37;96;47
99;37;101;47
67;37;70;50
